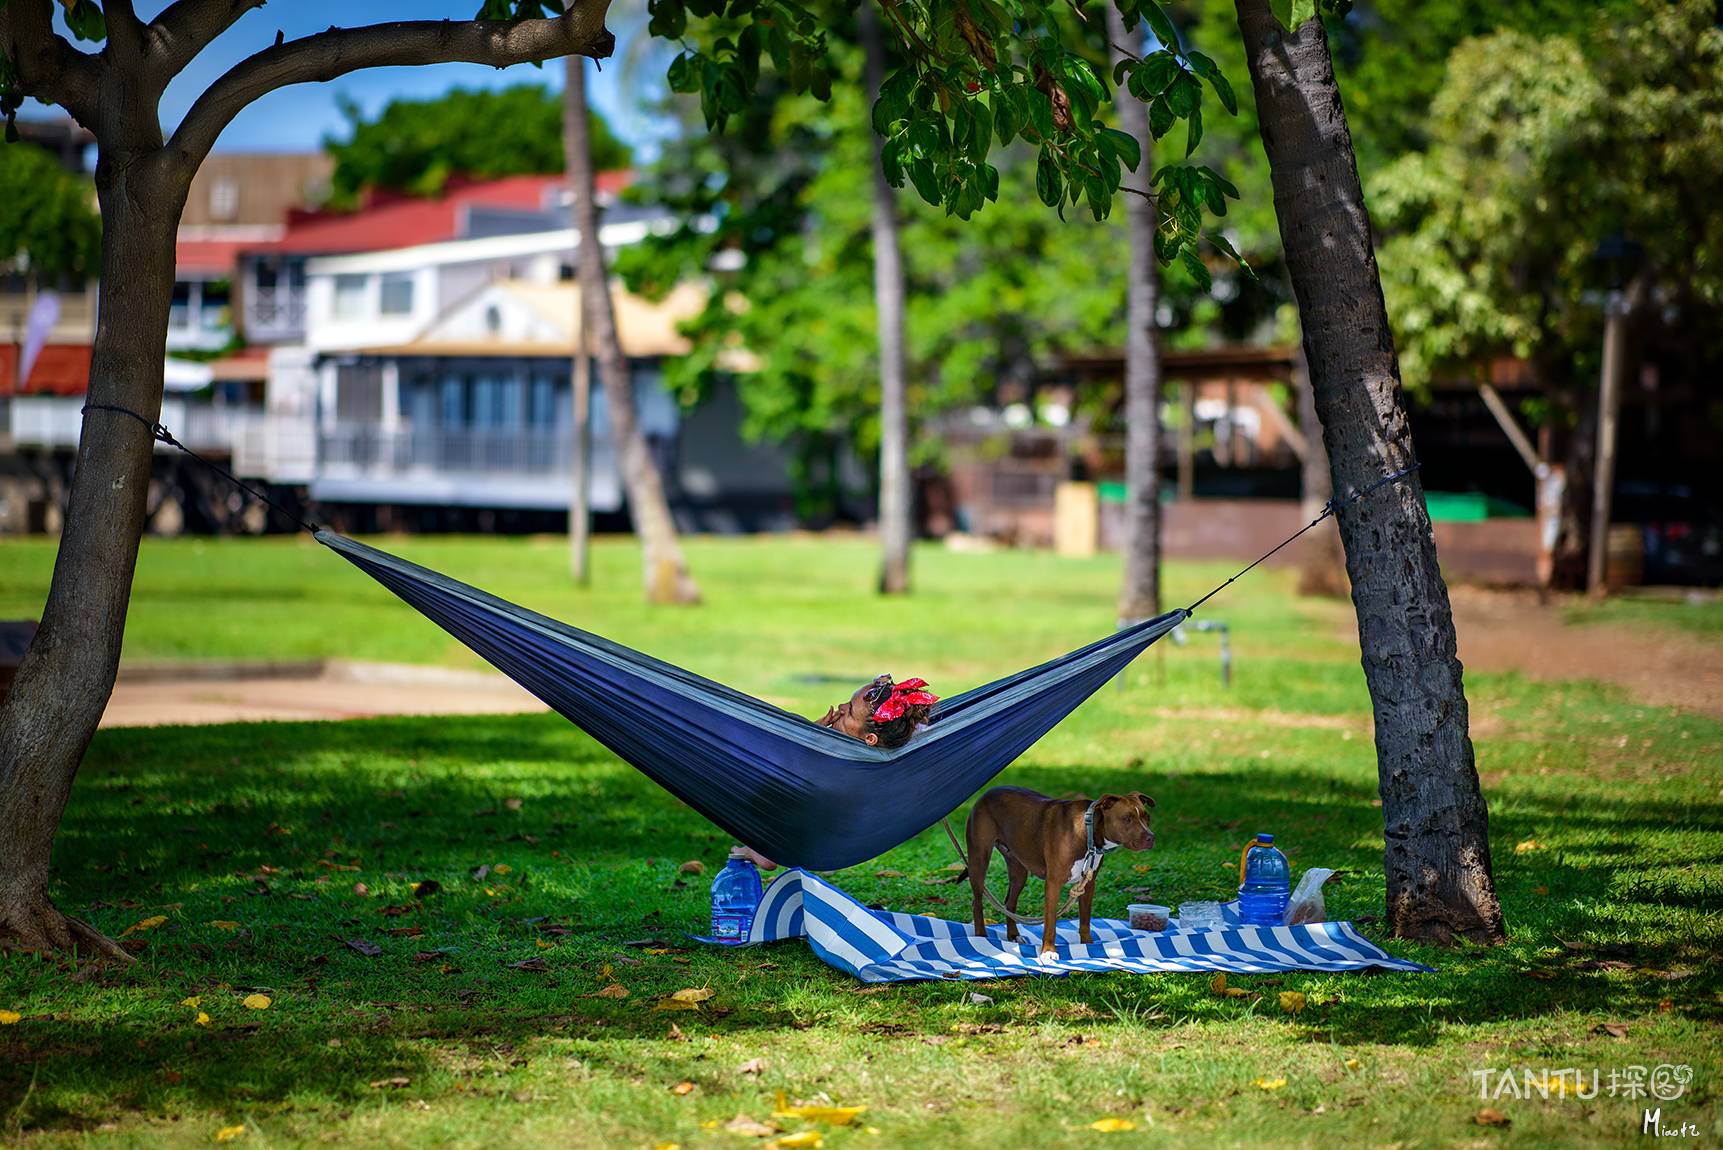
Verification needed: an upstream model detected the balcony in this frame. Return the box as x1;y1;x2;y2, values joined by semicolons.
311;426;622;511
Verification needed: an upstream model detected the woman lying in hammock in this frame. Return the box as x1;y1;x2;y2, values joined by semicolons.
736;674;940;870
814;673;939;748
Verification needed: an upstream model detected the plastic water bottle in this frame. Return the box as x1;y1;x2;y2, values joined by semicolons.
710;847;763;945
1237;833;1290;926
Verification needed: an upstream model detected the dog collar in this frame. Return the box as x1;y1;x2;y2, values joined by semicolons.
1083;801;1117;860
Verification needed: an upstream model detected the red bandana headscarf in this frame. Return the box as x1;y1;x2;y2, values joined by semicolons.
870;677;938;723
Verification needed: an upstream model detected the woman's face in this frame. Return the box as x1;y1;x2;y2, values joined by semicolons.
817;676;890;745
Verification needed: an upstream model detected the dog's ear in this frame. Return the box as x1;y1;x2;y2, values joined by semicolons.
1096;793;1122;808
1130;791;1155;808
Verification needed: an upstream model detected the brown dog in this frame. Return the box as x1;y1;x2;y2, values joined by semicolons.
965;785;1155;960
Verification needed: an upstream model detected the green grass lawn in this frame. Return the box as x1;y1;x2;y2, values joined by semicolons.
1;535;1718;1149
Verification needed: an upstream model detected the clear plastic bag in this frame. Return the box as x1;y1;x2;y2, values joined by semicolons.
1283;867;1337;926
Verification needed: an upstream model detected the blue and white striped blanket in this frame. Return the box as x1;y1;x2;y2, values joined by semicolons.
741;869;1432;983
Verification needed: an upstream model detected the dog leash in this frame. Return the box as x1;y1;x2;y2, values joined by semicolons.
939;801;1110;927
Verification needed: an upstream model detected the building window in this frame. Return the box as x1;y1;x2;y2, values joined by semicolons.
529;374;560;428
333;274;368;319
169;282;194;330
483;304;503;334
440;375;467;428
200;281;231;332
379;273;415;316
210;178;240;221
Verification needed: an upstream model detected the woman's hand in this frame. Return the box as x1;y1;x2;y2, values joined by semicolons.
816;705;840;728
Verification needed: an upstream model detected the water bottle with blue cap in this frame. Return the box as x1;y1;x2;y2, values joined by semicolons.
710;847;763;944
1237;833;1290;926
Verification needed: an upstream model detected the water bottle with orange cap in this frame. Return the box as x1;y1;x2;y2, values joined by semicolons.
1237;833;1290;926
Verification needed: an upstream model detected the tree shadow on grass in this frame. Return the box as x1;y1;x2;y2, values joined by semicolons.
1;713;1716;1127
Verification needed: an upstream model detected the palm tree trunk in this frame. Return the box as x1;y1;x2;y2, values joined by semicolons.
563;48;594;586
861;0;912;596
0;147;183;960
1233;0;1504;944
1108;2;1162;621
565;53;699;604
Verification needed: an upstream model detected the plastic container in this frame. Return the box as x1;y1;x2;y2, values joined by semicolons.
1178;901;1222;929
710;847;763;945
1237;833;1290;926
1127;903;1170;932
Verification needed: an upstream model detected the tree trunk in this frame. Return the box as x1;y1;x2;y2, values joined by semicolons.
1233;0;1504;945
861;0;912;596
1108;2;1162;621
0;150;184;960
563;45;593;587
1293;346;1348;597
565;53;699;604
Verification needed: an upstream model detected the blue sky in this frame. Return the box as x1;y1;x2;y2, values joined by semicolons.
43;0;671;155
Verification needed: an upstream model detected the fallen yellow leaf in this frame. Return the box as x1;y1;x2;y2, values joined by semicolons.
1279;991;1307;1015
653;998;701;1012
1515;839;1541;854
594;983;629;999
535;939;554;949
1253;1077;1287;1091
214;1124;246;1141
770;1134;823;1150
772;1100;867;1126
1210;973;1229;995
1344;1058;1361;1070
671;1080;696;1096
181;996;203;1008
1089;1118;1137;1132
241;994;271;1010
195;1012;211;1027
122;915;167;936
671;987;715;1003
0;1010;20;1025
207;921;240;931
494;864;513;875
652;1143;681;1150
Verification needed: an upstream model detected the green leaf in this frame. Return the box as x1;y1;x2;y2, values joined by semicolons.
667;53;700;95
1035;148;1062;207
1179;247;1213;291
1209;231;1257;279
1148;96;1175;139
993;90;1020;145
1200;165;1240;200
1142;2;1178;50
1185;51;1217;79
1207;69;1238;116
1269;0;1318;30
1129;52;1182;101
1185;103;1202;156
1166;71;1201;119
1100;126;1142;172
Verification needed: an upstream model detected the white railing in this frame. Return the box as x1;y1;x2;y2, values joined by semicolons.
318;427;609;478
4;396;265;456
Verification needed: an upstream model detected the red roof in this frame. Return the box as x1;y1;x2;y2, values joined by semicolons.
251;171;633;257
176;238;250;277
1;344;91;397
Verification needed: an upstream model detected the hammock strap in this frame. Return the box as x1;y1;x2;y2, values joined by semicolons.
1183;461;1422;615
82;403;324;536
86;402;1418;620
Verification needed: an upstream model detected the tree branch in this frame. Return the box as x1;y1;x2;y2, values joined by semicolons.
0;0;102;125
103;0;146;66
146;0;266;85
164;5;616;178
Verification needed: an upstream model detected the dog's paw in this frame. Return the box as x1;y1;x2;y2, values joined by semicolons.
1037;948;1060;965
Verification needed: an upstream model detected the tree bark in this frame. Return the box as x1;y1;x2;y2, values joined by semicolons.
1233;0;1504;944
1108;3;1161;621
1293;346;1348;597
0;145;183;961
565;52;699;604
861;0;912;596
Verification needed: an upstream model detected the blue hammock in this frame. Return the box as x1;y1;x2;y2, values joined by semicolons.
317;532;1187;871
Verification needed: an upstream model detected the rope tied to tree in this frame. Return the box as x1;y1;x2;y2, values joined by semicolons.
1183;460;1422;616
81;403;324;537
